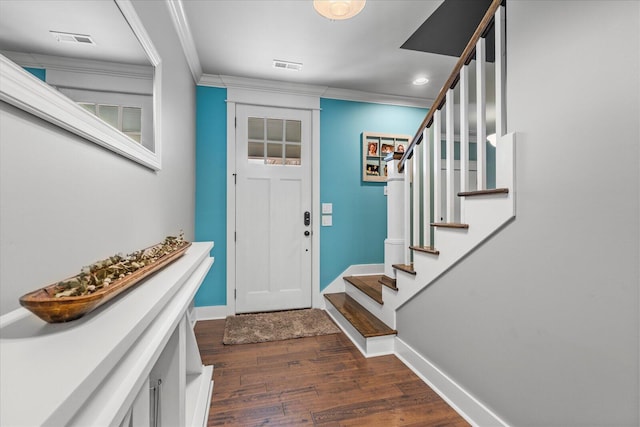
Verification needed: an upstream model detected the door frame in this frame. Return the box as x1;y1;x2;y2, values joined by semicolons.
225;86;322;315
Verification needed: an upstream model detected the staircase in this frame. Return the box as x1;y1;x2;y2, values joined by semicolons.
324;0;515;358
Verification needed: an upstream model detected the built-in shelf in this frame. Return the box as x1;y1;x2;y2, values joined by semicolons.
0;242;214;427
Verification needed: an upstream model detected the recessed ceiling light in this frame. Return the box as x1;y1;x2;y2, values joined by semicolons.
273;60;303;71
412;77;429;86
50;30;95;45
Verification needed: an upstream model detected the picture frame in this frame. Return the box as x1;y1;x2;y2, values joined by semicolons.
361;132;411;182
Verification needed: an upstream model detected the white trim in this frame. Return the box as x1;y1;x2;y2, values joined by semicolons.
194;305;228;321
165;0;203;83
226;100;236;316
1;51;154;84
225;87;321;316
222;75;326;98
395;338;510;427
320;87;431;109
0;0;162;171
311;108;322;309
197;73;431;108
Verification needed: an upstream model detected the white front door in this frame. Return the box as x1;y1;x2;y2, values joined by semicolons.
235;104;312;313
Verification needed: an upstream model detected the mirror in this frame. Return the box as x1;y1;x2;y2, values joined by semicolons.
0;0;161;170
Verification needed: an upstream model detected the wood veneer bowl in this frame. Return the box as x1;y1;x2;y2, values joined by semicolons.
19;242;191;323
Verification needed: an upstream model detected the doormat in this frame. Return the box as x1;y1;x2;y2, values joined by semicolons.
222;308;341;345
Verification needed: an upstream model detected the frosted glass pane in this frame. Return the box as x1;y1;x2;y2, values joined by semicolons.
267;143;282;158
248;142;263;159
122;107;141;132
267;119;283;141
285;144;301;165
79;103;96;114
285;120;301;142
97;105;118;128
248;117;264;140
125;132;141;143
267;143;283;164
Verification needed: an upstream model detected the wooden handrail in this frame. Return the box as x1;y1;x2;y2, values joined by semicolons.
399;0;503;172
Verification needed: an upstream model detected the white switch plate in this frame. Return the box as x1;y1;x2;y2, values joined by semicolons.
322;203;333;214
321;215;332;226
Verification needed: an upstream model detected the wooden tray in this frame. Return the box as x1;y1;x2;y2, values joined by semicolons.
19;242;192;323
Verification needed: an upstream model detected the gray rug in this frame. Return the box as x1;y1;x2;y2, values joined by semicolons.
222;308;341;345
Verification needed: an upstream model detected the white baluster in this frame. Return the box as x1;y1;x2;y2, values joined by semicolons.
459;65;469;223
421;127;431;246
476;37;486;190
412;142;421;247
445;89;455;223
495;5;506;138
404;156;412;264
433;110;442;223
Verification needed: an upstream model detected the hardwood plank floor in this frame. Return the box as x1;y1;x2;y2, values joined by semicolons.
195;318;470;426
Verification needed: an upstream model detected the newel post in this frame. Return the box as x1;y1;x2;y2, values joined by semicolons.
384;153;405;278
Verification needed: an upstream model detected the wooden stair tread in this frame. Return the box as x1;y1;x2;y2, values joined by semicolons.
430;222;469;229
458;187;509;197
410;245;440;255
324;293;397;338
344;275;383;304
392;263;416;275
378;275;397;291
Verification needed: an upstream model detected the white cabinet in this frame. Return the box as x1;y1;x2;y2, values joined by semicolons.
0;242;214;427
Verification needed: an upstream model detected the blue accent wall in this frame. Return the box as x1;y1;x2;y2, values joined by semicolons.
194;86;227;306
24;67;46;82
192;93;428;305
319;98;427;290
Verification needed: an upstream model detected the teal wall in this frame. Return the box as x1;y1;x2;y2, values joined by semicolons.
192;92;495;305
24;67;46;81
194;86;227;306
192;92;427;306
319;98;427;290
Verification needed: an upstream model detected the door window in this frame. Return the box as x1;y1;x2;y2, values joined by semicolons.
247;117;302;166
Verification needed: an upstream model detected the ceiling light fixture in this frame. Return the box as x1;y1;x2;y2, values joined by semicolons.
412;77;429;86
313;0;366;20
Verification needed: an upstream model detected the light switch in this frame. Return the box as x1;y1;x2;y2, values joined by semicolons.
322;203;333;214
322;215;332;226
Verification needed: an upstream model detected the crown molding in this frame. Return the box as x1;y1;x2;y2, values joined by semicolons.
1;50;153;81
166;0;202;83
322;87;431;109
198;73;431;109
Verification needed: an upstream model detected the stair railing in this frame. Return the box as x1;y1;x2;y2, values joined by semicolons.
399;0;506;260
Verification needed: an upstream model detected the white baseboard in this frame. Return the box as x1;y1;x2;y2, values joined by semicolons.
194;305;228;321
394;337;509;427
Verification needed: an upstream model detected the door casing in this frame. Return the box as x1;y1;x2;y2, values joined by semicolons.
225;86;321;315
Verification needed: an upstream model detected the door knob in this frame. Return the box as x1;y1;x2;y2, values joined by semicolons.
304;231;310;236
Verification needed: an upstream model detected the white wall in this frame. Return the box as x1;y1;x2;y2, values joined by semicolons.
0;1;196;316
397;1;639;426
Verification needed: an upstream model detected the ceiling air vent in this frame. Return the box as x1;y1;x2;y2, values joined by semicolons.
273;60;302;71
50;31;95;45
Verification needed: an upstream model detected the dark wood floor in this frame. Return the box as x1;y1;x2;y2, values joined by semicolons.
195;318;469;426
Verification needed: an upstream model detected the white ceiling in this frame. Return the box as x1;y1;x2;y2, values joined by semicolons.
180;0;455;103
0;0;461;106
0;0;148;66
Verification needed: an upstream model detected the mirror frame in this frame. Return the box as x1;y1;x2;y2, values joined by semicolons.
0;0;162;170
